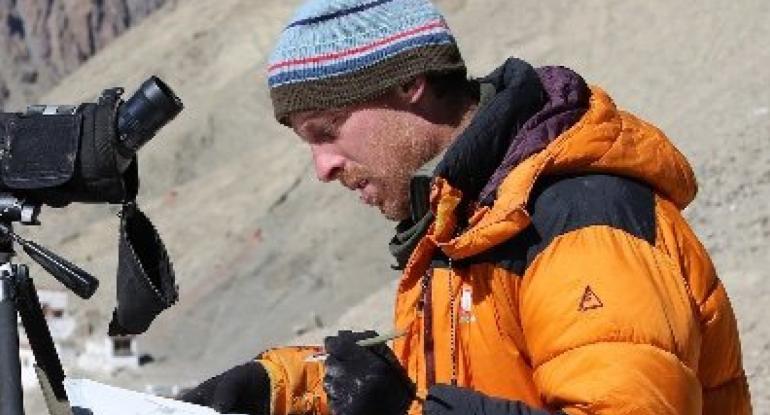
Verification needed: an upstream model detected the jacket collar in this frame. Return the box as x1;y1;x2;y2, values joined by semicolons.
434;85;697;261
389;58;592;267
434;58;547;204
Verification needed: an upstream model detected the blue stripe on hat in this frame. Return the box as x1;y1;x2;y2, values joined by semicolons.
287;0;397;28
271;0;442;62
268;31;454;87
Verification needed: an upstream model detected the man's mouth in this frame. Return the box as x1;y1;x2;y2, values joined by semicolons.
354;180;378;206
341;177;378;206
354;179;368;190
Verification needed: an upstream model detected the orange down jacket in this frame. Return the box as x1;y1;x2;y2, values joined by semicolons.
256;74;751;414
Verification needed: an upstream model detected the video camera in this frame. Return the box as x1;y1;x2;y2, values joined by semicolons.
0;76;181;207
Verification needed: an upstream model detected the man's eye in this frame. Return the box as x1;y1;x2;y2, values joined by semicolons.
315;126;336;142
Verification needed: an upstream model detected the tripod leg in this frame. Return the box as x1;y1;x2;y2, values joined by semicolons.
35;366;74;415
15;265;68;401
0;275;24;415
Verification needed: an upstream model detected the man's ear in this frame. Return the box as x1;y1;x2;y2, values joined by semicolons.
395;75;428;106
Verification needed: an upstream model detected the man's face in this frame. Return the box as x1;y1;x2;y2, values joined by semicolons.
290;100;435;221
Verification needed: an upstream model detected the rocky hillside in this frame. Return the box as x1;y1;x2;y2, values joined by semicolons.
0;0;168;110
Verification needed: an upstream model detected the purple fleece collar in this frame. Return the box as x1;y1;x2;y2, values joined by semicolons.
479;66;590;205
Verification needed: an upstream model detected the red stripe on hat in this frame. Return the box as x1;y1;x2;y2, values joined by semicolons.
268;20;448;72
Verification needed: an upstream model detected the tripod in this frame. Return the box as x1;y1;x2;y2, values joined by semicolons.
0;195;99;415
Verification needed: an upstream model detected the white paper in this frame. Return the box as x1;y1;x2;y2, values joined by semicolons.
63;378;247;415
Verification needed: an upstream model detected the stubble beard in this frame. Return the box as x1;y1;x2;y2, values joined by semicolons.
343;127;437;222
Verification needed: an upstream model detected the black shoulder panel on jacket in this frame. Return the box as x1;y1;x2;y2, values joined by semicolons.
458;174;656;275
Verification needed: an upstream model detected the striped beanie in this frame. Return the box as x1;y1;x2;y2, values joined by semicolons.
268;0;466;124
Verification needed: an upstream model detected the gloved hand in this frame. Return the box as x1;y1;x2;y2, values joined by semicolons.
324;330;415;415
424;384;561;415
179;360;271;414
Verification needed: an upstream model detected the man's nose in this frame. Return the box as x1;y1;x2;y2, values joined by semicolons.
310;145;345;182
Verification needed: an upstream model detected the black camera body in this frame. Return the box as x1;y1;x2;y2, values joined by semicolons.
0;76;182;207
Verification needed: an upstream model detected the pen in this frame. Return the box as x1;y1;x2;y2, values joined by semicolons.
304;329;406;362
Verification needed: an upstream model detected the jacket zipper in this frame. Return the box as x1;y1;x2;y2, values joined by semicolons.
447;258;458;386
421;268;436;388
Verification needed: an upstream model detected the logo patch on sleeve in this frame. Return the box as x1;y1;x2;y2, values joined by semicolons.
579;285;603;311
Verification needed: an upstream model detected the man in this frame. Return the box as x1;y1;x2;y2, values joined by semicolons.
181;0;752;414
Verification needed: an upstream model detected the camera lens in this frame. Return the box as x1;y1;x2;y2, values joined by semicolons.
117;76;183;157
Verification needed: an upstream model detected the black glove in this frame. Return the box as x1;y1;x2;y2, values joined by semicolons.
424;385;562;415
179;361;270;414
324;330;415;415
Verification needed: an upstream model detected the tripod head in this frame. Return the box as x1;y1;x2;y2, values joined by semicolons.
0;193;99;299
0;194;39;225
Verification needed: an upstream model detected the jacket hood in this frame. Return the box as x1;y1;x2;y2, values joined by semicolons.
430;85;698;260
540;86;697;207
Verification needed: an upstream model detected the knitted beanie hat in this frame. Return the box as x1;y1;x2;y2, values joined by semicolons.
268;0;466;124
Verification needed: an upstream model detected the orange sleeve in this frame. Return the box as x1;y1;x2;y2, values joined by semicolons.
520;226;703;414
257;346;329;415
655;197;751;414
697;280;752;415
